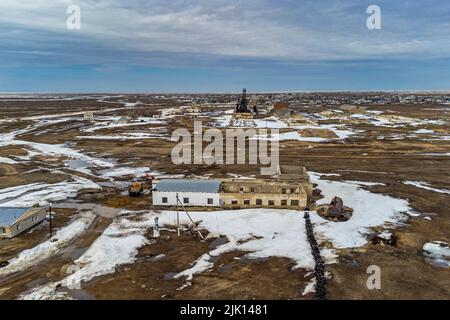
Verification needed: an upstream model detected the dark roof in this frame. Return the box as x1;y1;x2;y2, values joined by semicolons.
0;207;30;227
154;179;221;193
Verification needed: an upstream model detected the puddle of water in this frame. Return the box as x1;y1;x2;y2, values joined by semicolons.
61;287;95;300
64;159;91;170
54;203;121;218
163;272;177;280
218;264;234;273
239;256;268;264
209;236;229;250
60;245;88;261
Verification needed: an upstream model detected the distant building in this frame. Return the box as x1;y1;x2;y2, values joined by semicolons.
152;179;221;207
270;102;289;111
338;104;366;113
118;116;129;123
0;207;47;238
277;165;313;197
152;165;313;209
83;112;94;121
182;106;202;114
220;178;308;209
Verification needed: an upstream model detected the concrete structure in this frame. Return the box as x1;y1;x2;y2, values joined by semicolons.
153;179;221;207
277;165;313;197
118;116;129;123
182;106;202;114
152;165;313;210
220;179;308;209
83;112;94;121
338;104;366;113
0;207;47;238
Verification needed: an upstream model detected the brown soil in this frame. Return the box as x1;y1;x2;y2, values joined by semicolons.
298;128;339;139
0;98;449;300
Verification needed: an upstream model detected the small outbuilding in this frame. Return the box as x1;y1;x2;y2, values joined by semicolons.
152;179;221;207
0;207;47;238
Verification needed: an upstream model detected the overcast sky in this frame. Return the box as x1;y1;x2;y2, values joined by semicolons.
1;0;449;92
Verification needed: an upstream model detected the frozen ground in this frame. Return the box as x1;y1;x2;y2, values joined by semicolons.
310;172;412;248
0;212;96;277
0;176;100;206
403;181;450;195
422;241;450;268
20;211;153;300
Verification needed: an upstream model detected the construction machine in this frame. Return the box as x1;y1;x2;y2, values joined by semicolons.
128;181;143;197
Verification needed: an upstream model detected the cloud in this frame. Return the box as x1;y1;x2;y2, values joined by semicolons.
1;0;449;67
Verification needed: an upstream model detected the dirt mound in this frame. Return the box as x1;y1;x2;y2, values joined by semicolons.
298;128;338;139
0;164;17;176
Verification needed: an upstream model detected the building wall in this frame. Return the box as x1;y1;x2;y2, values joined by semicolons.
219;178;308;209
152;191;220;207
1;208;47;238
220;191;307;209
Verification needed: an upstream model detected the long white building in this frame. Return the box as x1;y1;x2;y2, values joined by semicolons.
152;179;221;207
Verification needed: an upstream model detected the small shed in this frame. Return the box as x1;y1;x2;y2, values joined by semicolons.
152;179;221;207
83;112;94;121
0;207;47;238
118;116;129;124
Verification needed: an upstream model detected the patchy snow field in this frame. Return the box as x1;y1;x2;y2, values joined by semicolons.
0;212;96;277
20;212;153;300
422;241;450;268
0;177;100;206
310;173;412;248
403;181;450;195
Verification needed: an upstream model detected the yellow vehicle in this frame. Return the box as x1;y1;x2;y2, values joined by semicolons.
128;181;143;197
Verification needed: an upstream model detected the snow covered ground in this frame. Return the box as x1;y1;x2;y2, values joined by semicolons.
99;166;152;179
77;132;169;141
0;212;96;277
403;181;450;195
18;170;419;299
81;117;165;133
0;176;100;207
161;209;336;281
422;241;450;268
309;173;413;248
254;124;359;142
0;157;16;164
21;211;153;300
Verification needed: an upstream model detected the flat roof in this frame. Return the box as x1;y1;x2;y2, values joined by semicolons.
0;207;30;227
154;179;221;193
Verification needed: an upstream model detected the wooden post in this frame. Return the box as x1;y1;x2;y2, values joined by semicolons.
176;193;180;237
49;204;53;238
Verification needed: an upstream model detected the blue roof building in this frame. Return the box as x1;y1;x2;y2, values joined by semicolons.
153;179;221;207
0;207;47;238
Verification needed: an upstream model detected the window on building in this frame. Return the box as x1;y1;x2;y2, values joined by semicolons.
291;200;299;206
281;200;287;206
282;188;287;194
162;197;168;204
291;188;296;194
231;200;238;205
250;187;255;193
243;199;250;205
16;224;20;231
256;199;262;205
183;197;189;204
0;228;5;234
207;198;213;205
268;200;275;206
239;187;245;192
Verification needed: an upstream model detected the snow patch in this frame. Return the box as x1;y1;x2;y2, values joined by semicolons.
0;212;95;277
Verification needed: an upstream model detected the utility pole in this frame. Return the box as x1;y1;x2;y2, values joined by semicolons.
49;204;53;238
176;193;180;237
